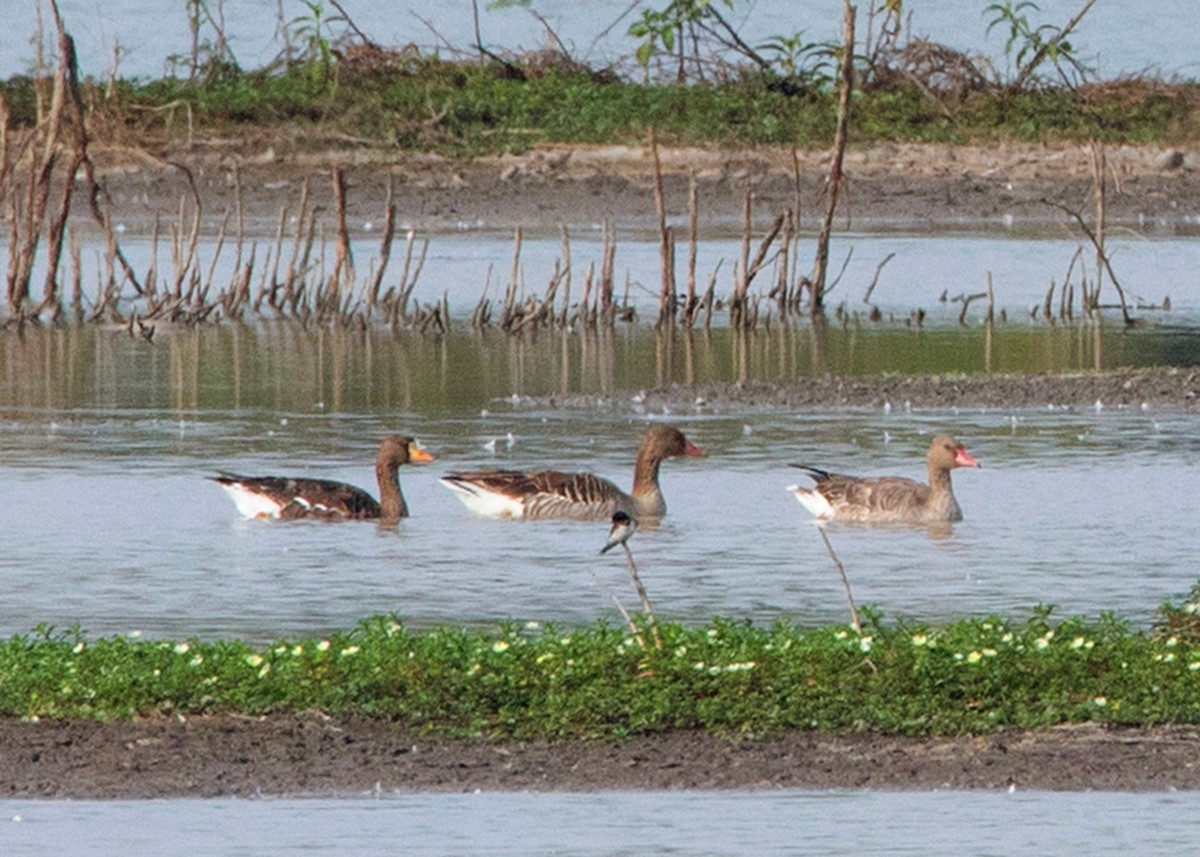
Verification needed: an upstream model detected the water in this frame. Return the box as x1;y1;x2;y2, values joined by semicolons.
4;0;1198;80
2;314;1199;642
3;212;1200;839
3;790;1199;856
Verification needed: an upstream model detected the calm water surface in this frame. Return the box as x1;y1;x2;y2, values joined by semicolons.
2;317;1199;641
4;790;1199;856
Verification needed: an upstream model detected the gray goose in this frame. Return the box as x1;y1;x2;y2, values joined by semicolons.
787;434;980;524
440;425;705;521
211;435;433;523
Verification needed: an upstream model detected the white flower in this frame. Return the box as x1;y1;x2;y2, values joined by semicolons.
340;645;360;657
492;640;510;653
174;643;190;655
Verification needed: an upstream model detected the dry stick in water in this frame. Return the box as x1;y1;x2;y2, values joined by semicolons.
396;232;429;322
579;263;595;329
1089;140;1105;313
368;180;397;309
591;572;648;651
233;163;245;275
500;227;523;330
330;167;352;314
685;173;699;327
861;251;896;305
620;542;663;651
1040;195;1132;325
817;526;861;634
558;225;572;328
648;128;675;329
282;179;312;309
809;1;856;315
733;189;752;327
600;221;616;324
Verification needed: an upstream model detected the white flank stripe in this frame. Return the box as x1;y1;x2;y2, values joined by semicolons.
440;479;525;518
786;485;834;520
221;484;284;519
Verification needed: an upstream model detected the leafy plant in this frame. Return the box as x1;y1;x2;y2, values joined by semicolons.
755;30;838;93
287;0;347;82
984;0;1092;89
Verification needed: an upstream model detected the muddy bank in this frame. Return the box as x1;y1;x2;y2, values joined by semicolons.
3;715;1198;798
544;367;1200;413
87;141;1200;236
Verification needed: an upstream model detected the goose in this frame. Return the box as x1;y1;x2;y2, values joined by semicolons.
440;424;705;521
787;435;980;524
210;434;433;523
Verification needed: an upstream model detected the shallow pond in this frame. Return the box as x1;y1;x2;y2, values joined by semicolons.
1;228;1199;848
1;317;1198;642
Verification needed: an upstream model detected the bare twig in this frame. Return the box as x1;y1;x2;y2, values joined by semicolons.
817;527;861;633
809;1;856;315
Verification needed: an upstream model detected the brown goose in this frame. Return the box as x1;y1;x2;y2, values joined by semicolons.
787;434;980;524
211;435;433;523
440;424;705;521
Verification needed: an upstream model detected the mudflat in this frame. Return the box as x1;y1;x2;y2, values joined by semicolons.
5;715;1200;797
87;139;1199;235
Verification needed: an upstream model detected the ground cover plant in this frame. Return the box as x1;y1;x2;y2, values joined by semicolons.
3;1;1199;155
3;585;1200;739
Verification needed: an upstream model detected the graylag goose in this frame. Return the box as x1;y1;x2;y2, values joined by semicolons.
211;435;433;523
787;435;980;524
440;424;705;521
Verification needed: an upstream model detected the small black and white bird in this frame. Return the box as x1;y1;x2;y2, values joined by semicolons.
600;510;638;554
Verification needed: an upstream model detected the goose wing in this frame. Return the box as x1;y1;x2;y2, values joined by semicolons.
211;473;379;520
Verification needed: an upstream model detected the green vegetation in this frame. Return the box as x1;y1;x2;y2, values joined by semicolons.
4;0;1199;156
4;58;1196;157
4;587;1200;738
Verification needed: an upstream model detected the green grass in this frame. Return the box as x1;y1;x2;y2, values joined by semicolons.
4;590;1200;739
4;60;1199;155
